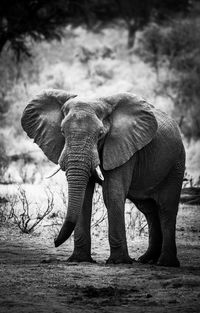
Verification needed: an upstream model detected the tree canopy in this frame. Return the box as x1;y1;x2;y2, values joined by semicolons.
0;0;71;58
0;0;193;58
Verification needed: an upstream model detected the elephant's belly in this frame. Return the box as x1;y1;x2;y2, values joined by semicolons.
128;170;165;199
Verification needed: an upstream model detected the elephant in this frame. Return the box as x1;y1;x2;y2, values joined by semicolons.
21;89;185;267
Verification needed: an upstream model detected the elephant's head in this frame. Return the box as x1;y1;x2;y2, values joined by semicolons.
21;89;157;247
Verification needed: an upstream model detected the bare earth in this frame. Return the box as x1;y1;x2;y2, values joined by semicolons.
0;206;200;313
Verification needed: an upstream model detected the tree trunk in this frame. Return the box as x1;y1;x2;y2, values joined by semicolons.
127;20;137;49
0;36;8;54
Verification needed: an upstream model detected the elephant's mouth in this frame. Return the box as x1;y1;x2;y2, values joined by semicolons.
46;164;104;181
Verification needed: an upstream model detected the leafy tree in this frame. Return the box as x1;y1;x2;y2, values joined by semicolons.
115;0;191;47
90;0;191;48
0;0;73;59
137;5;200;138
114;0;152;48
0;0;192;58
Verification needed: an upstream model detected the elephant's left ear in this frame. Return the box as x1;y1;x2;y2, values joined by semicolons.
102;93;158;170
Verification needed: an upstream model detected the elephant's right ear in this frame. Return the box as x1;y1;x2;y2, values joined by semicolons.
21;89;77;164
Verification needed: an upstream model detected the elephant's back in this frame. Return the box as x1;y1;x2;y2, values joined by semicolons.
155;109;183;147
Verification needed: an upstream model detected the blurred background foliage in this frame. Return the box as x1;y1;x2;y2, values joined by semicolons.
0;0;200;183
0;0;191;57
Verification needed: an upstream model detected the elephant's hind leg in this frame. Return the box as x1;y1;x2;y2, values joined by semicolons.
67;178;95;263
157;203;180;267
135;199;162;264
156;160;184;267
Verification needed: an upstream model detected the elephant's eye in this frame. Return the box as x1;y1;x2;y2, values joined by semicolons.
98;128;104;138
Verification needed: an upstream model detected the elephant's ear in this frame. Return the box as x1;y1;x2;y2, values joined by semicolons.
102;93;158;170
21;89;77;164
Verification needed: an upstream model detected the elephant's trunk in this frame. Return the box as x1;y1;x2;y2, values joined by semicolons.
54;159;90;247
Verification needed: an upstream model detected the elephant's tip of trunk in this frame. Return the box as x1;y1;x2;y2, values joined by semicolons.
54;221;76;248
54;239;61;248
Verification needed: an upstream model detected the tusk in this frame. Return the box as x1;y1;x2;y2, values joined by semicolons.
95;165;104;181
45;166;61;179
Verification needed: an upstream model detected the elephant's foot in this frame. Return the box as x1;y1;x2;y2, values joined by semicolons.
106;248;134;264
138;249;161;265
67;252;96;263
106;255;134;264
157;253;180;267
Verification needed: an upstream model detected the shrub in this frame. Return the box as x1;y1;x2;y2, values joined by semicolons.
9;187;54;234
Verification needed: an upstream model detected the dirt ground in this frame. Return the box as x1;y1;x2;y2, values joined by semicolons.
0;206;200;313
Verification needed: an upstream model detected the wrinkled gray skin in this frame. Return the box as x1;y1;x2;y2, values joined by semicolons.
21;89;185;267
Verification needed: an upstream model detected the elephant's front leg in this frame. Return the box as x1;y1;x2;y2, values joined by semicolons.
103;170;133;264
67;178;95;262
